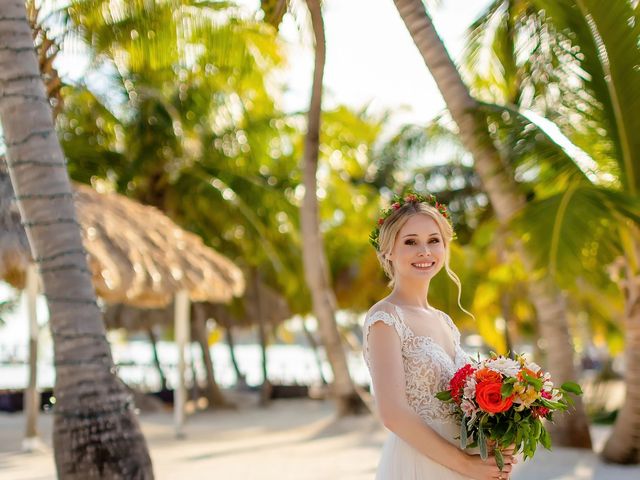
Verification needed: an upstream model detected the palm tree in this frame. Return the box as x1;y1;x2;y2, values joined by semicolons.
0;1;153;478
462;0;640;463
300;0;366;414
260;0;367;414
391;0;592;447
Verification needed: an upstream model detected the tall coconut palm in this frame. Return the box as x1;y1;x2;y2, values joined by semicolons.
299;0;366;414
0;1;153;478
462;0;640;463
260;0;367;414
391;0;592;447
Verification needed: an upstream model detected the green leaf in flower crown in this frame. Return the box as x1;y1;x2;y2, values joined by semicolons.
560;381;583;395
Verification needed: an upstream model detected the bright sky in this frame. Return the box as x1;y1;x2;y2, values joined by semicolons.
1;0;492;349
280;0;492;126
52;0;492;125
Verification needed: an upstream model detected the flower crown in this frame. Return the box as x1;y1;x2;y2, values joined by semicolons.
369;191;452;251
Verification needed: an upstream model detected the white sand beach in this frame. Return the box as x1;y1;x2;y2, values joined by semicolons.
0;395;639;480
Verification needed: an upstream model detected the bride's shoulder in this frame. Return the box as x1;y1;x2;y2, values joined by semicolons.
365;299;398;322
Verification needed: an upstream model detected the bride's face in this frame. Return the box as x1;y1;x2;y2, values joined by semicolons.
388;214;445;281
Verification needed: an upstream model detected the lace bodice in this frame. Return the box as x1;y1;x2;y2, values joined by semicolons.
362;304;471;425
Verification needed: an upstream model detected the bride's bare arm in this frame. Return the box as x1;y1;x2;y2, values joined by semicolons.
367;320;512;479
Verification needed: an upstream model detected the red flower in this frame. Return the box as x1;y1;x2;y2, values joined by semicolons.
449;364;476;403
378;218;385;226
404;194;418;202
476;381;513;414
391;202;401;210
533;390;551;418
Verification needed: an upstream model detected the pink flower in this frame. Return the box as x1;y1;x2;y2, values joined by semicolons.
533;390;552;418
461;398;478;419
463;376;477;399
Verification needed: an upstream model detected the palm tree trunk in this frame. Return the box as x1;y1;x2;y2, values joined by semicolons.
146;326;167;391
0;2;153;477
24;263;39;449
253;269;272;406
301;317;328;385
224;325;247;387
192;304;232;408
301;0;366;416
392;0;591;448
602;228;640;463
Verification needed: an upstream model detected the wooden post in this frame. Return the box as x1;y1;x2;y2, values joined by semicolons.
174;289;190;438
23;262;41;451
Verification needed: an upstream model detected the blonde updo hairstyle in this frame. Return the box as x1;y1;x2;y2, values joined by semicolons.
375;201;474;319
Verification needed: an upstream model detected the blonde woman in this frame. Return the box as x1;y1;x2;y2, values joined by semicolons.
364;192;516;480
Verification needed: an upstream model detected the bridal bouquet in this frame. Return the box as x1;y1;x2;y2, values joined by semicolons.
435;353;583;469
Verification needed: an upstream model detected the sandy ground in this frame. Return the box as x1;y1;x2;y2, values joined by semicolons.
1;394;639;480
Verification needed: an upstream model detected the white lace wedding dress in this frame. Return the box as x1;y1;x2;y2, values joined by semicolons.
363;303;476;479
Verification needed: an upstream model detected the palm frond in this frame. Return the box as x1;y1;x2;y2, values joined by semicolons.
534;0;640;192
509;185;640;286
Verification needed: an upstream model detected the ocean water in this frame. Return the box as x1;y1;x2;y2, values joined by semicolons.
0;283;371;391
0;340;371;391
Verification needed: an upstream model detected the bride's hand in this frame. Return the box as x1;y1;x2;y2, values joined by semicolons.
462;452;515;480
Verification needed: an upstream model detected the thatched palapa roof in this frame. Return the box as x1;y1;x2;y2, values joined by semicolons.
0;165;244;308
103;273;290;331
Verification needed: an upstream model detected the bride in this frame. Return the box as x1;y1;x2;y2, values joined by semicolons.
363;192;516;480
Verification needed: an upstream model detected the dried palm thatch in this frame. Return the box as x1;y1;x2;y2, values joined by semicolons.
205;272;291;329
0;163;244;307
103;273;290;331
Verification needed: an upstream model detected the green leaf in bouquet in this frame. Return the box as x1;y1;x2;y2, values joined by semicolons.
494;448;504;471
540;398;567;410
522;371;543;390
478;427;488;460
561;381;583;395
504;422;514;435
532;418;542;441
460;416;468;449
501;382;514;397
514;412;521;422
435;390;452;401
504;432;517;451
564;393;575;406
540;426;552;450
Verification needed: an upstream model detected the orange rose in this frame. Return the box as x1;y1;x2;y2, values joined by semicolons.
476;381;513;414
475;368;502;384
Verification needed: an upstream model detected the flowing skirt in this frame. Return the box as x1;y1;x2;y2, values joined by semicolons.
375;420;477;480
